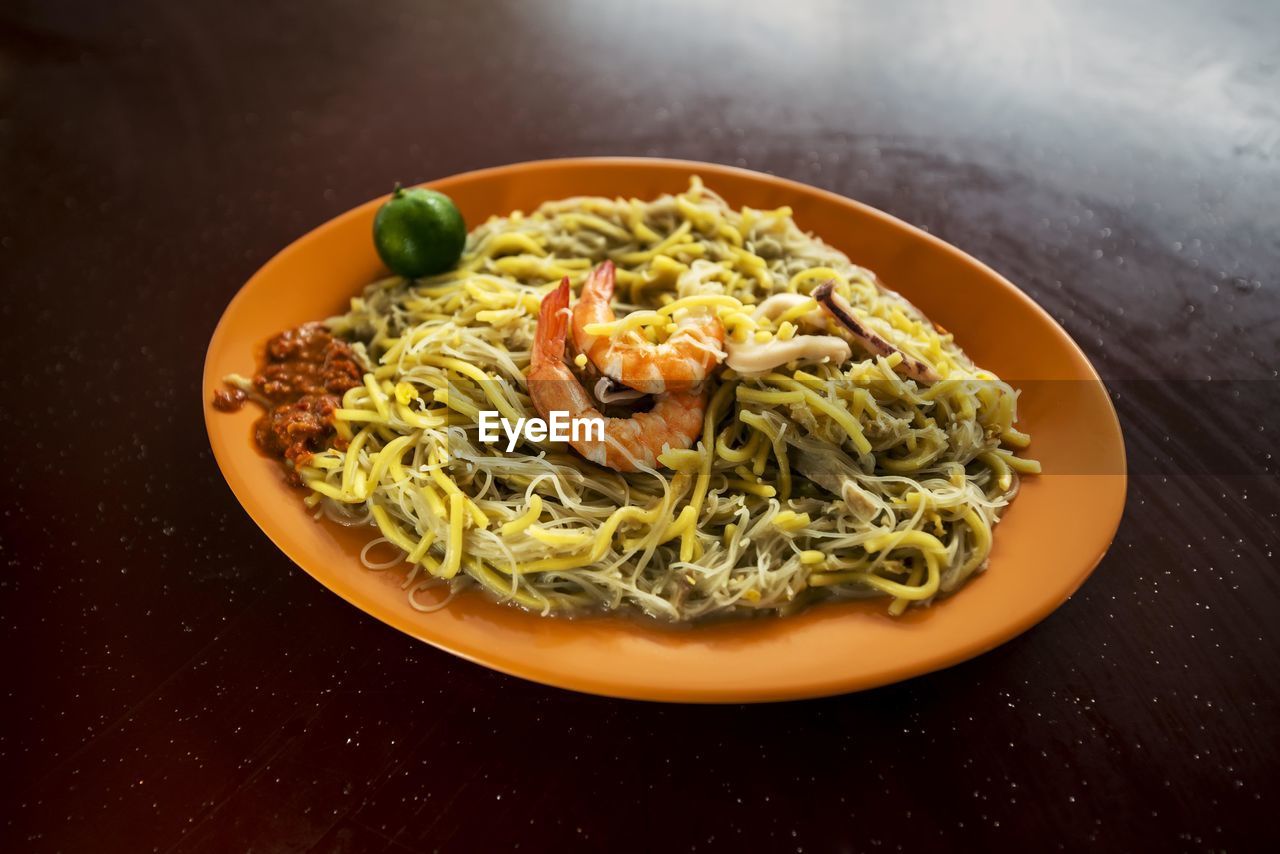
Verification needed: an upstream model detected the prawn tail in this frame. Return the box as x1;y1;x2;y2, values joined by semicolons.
535;277;572;365
585;259;616;303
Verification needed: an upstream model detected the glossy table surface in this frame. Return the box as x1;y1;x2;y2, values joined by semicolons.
3;1;1277;851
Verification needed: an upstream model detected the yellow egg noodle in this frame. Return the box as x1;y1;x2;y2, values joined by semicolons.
300;178;1038;620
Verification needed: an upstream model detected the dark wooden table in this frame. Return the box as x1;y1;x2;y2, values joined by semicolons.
4;1;1277;851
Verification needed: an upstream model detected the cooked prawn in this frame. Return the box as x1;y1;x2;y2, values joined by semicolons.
571;260;725;394
529;278;707;472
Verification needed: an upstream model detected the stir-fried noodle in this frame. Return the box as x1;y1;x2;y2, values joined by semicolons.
282;178;1037;620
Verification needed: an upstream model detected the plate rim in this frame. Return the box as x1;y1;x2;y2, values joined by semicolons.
203;156;1128;702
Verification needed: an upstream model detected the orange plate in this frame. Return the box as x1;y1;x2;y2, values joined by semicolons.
204;158;1126;703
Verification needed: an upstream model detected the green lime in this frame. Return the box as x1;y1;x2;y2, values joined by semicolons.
373;186;466;278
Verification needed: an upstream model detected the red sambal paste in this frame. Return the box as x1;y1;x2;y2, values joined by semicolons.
212;322;363;484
